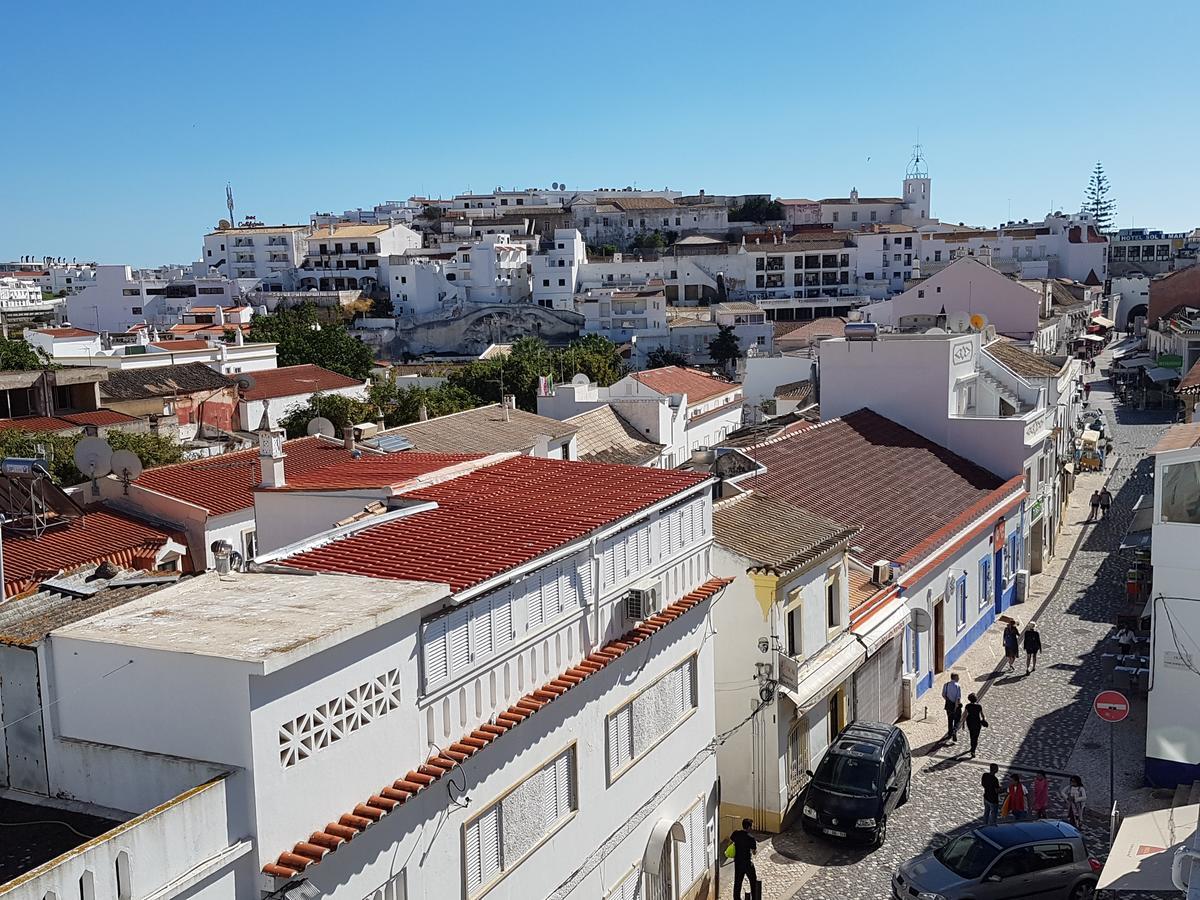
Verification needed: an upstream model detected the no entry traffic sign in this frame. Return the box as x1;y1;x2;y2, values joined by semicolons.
1094;690;1130;723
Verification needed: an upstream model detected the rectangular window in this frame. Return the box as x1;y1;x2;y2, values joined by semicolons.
832;212;839;222
826;571;841;630
464;746;577;897
131;306;142;315
956;575;968;631
1160;459;1200;524
607;865;642;900
870;211;877;221
677;798;711;891
979;556;992;609
122;288;141;296
606;655;698;781
1007;532;1019;580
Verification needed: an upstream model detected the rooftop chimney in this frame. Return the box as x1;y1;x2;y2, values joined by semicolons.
418;403;429;421
343;426;355;452
215;306;226;326
257;407;285;487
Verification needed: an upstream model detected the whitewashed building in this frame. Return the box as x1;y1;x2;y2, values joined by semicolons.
299;223;422;293
64;265;241;334
202;220;311;281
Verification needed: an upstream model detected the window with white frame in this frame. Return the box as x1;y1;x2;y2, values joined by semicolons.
421;554;590;694
825;569;841;631
955;575;968;631
464;746;577;897
979;555;992;609
606;865;642;900
606;656;698;780
677;798;712;890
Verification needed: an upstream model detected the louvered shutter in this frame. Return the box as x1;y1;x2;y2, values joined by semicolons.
477;805;501;887
492;588;514;649
447;607;471;677
616;868;641;900
576;558;592;607
465;814;482;892
681;505;695;546
554;748;574;818
471;598;494;661
527;573;545;630
421;616;449;690
608;706;633;778
602;539;617;588
637;525;651;574
542;566;561;622
614;536;629;582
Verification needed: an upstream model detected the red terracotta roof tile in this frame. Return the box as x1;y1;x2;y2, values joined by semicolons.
261;575;731;879
151;340;210;351
1177;358;1200;396
737;409;1007;564
260;453;484;492
240;364;364;401
0;416;73;433
59;409;141;427
282;456;710;592
37;327;97;338
629;366;739;404
3;508;187;599
136;436;363;516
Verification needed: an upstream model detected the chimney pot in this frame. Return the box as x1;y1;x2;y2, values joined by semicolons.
343;426;355;451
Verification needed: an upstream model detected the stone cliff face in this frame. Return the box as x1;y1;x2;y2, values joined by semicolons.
381;304;585;357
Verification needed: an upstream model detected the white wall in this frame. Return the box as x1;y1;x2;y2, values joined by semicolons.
239;382;368;431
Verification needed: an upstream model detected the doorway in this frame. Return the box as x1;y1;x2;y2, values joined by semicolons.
933;599;946;673
828;690;843;739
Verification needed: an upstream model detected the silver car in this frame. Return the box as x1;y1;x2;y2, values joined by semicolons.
893;821;1100;900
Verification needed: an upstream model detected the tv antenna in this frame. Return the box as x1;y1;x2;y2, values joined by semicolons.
74;436;113;496
226;183;236;227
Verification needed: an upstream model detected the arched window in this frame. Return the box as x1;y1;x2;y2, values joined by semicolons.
78;870;95;900
115;851;132;900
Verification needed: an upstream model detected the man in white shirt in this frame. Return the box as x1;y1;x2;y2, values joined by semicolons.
942;672;962;743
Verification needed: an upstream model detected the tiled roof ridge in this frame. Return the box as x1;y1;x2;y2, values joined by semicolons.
739;411;844;450
261;576;733;879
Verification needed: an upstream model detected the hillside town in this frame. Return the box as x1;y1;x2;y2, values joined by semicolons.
1;149;1199;900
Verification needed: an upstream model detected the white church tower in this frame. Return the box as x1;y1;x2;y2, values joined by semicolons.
901;144;932;226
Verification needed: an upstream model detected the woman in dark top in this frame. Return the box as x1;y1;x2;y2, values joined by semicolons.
964;693;988;757
1002;622;1020;671
1023;621;1043;674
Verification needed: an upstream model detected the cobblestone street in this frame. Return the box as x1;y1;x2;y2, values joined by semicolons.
717;348;1178;900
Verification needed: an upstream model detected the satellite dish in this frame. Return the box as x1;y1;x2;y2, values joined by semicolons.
945;312;971;333
234;373;257;392
307;417;336;438
74;437;113;479
925;326;948;335
969;312;989;332
909;607;933;634
111;449;143;481
571;373;590;385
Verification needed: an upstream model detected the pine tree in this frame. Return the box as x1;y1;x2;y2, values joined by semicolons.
1083;162;1116;232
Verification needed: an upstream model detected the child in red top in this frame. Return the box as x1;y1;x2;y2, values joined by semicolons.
1006;773;1027;820
1032;771;1050;819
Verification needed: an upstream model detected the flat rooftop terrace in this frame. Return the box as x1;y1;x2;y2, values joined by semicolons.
0;798;119;885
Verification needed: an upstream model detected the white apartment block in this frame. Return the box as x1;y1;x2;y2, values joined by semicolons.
64;265;240;334
571;197;729;248
385;235;531;321
299;223;422;293
0;276;46;307
202;220;311;281
532;229;587;310
0;446;728;900
310;200;422;228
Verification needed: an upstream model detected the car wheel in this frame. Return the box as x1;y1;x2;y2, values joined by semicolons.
873;816;887;848
1069;881;1095;900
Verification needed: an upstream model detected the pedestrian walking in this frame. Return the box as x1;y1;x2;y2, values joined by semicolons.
1023;621;1042;673
981;763;1001;825
1100;487;1113;519
1003;773;1028;820
964;693;988;757
942;672;963;743
1089;490;1101;522
1084;382;1092;402
1002;621;1020;671
1116;625;1136;659
730;818;758;900
1032;771;1050;819
1061;776;1087;828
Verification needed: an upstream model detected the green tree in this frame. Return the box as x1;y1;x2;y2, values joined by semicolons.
279;392;374;439
1083;162;1117;232
728;197;784;223
708;324;741;371
0;336;50;371
631;230;668;251
645;346;690;369
247;304;374;379
105;430;187;471
368;379;479;426
422;205;444;220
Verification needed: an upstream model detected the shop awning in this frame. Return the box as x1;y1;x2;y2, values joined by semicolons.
1117;354;1155;369
1147;366;1181;383
854;598;911;658
778;632;865;714
1082;334;1105;343
1097;803;1198;891
1091;315;1117;328
1112;337;1145;359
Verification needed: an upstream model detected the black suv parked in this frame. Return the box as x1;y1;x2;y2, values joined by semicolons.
801;721;911;847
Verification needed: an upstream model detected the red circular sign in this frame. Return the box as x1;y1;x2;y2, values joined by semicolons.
1094;690;1130;723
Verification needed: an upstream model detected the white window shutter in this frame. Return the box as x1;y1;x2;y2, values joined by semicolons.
637;526;651;574
542;566;561;621
554;748;574;818
465;817;482;892
422;617;449;689
471;599;494;661
448;607;471;677
478;805;501;886
602;540;617;588
576;558;592;607
492;588;514;649
614;537;628;582
527;573;545;630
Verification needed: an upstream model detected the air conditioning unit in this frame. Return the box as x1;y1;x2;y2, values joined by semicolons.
353;421;380;440
625;583;661;621
872;560;893;586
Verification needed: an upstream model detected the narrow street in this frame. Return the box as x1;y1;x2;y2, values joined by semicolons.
717;345;1177;900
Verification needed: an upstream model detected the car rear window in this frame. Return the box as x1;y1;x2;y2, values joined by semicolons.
934;833;1001;879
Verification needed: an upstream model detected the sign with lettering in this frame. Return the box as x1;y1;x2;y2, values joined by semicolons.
778;652;799;695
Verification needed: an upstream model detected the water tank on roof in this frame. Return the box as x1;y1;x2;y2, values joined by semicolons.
844;322;879;342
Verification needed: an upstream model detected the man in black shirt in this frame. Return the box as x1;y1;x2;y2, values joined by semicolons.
981;763;1001;825
730;817;758;899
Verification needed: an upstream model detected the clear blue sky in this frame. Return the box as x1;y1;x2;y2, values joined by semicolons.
3;1;1196;266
